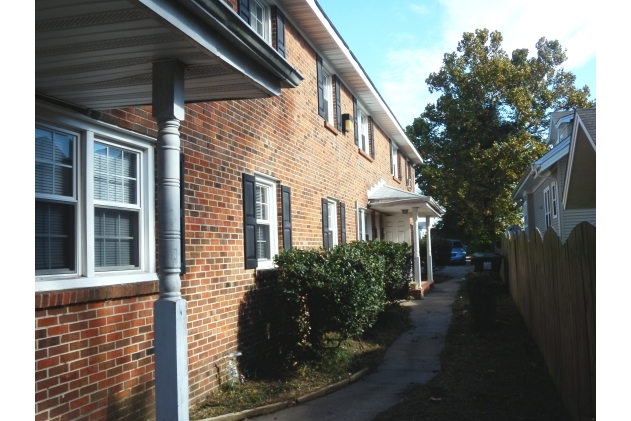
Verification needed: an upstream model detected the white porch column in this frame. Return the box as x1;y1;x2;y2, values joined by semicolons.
412;207;421;284
152;60;189;421
426;216;433;282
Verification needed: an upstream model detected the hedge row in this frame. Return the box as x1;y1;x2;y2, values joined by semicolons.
273;241;412;354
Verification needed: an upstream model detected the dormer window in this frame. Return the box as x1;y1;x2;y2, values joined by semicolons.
555;118;573;144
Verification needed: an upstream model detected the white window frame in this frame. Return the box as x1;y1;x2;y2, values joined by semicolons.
523;199;528;231
357;107;369;153
391;143;398;177
322;67;333;124
249;0;271;42
326;199;338;247
255;176;278;269
543;186;551;228
35;105;156;292
550;181;558;219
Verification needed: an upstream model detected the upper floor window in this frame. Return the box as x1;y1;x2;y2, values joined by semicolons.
543;186;552;228
550;181;558;219
390;142;398;177
357;108;369;153
316;54;333;124
35;118;155;291
239;0;270;42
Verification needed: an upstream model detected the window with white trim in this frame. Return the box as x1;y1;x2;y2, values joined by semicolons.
35;119;155;291
357;108;369;153
550;181;558;219
523;199;528;231
327;199;338;247
543;186;551;228
322;67;333;124
391;143;398;177
255;176;278;268
249;0;270;42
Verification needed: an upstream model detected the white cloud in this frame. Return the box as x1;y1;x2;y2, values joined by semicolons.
378;0;596;126
409;4;430;16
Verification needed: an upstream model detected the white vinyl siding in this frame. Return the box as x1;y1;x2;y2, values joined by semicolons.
562;209;596;243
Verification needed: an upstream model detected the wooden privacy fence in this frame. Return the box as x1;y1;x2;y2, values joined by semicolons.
500;222;595;421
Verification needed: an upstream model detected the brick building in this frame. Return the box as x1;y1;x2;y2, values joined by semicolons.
35;0;442;420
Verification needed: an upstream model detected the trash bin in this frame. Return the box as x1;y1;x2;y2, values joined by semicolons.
466;272;498;326
471;252;503;273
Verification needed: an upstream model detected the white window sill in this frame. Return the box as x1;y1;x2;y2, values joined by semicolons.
35;272;159;292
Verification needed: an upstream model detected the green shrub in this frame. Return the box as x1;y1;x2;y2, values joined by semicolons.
274;242;390;353
361;241;412;304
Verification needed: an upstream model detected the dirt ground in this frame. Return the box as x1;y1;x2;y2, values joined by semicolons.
372;265;572;421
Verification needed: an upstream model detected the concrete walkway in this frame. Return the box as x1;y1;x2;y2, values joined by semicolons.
249;265;470;421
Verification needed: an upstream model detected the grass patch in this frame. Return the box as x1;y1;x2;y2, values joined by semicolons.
372;282;571;421
190;304;413;420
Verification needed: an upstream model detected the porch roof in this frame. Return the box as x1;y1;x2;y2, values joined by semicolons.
36;0;303;110
367;184;444;218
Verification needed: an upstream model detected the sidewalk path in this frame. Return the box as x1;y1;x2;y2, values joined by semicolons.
249;265;469;421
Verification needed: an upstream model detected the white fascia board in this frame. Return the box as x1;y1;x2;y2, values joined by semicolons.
275;0;423;164
562;114;595;208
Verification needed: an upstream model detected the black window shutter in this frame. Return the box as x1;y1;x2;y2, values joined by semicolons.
321;198;329;249
353;97;359;146
340;202;346;244
242;173;257;269
275;8;286;57
180;152;186;275
368;116;375;158
239;0;250;24
316;55;325;118
281;185;292;250
335;76;342;131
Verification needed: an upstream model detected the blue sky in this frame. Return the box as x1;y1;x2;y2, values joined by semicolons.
316;0;597;128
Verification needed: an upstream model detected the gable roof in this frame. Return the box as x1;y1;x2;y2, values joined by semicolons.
563;107;596;209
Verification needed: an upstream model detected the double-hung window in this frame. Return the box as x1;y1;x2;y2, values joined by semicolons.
35;114;155;292
321;198;338;249
249;0;270;41
543;186;552;228
255;177;278;268
550;182;558;219
357;108;369;153
391;142;398;177
316;55;334;124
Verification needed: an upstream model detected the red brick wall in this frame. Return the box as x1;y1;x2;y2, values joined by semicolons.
35;9;417;421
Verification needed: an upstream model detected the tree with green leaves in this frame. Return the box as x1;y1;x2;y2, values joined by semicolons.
406;29;594;250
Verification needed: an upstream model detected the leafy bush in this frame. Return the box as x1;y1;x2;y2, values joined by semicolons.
275;242;412;354
361;241;412;304
419;237;452;266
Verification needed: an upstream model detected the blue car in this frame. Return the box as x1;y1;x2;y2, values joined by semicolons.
449;240;467;265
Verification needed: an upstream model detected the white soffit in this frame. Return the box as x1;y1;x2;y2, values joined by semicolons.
275;0;423;164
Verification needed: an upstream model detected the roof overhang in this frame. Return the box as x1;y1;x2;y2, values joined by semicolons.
36;0;303;110
274;0;423;164
512;137;570;200
563;115;596;209
367;184;444;217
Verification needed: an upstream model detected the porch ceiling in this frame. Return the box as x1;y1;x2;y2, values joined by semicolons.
36;0;303;110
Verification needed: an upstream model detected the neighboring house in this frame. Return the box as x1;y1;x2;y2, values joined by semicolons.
513;107;596;242
35;1;442;420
